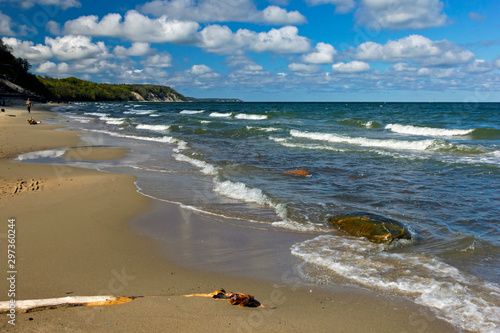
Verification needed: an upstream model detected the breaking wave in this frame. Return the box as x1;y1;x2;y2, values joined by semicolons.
291;235;500;333
180;110;205;114
339;118;382;128
386;124;475;137
235;114;268;120
290;129;435;151
209;112;233;118
136;124;171;132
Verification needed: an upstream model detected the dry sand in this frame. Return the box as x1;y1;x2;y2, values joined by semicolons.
0;105;457;332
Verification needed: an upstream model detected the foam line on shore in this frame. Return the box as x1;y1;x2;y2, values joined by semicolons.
291;234;500;333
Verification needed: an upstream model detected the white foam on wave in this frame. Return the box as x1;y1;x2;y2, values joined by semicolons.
180;110;205;114
104;117;125;125
209;112;233;118
272;220;325;232
67;115;92;124
291;235;500;333
136;124;170;132
235;114;268;120
172;140;189;153
386;124;474;137
364;121;378;128
290;129;435;151
83;112;124;125
172;153;217;175
373;147;500;167
171;152;289;222
339;118;381;129
214;180;268;205
247;126;280;132
84;112;108;117
123;109;155;115
269;137;345;152
454;150;500;166
86;129;178;144
213;180;287;220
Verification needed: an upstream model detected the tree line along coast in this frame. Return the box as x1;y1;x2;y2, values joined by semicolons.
0;40;241;104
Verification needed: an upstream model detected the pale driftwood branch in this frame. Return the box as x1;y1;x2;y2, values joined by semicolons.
0;295;136;314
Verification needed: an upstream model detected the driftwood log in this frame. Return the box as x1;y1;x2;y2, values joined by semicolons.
0;296;136;314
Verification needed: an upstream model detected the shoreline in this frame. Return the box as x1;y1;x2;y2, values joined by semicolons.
0;105;457;332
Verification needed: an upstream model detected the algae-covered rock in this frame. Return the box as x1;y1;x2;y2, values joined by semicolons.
327;212;411;244
283;170;310;177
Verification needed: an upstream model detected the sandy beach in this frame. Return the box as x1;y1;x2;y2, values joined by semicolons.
0;104;457;332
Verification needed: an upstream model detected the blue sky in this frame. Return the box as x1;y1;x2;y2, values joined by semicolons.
1;0;500;101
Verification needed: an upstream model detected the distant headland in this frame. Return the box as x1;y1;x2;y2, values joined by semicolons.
0;39;241;104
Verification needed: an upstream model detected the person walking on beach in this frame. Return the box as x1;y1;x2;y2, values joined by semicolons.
26;98;32;113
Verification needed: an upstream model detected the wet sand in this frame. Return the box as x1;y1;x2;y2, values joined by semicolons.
0;105;457;332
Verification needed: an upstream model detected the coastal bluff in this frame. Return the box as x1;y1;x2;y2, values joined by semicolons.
36;76;187;102
0;75;242;103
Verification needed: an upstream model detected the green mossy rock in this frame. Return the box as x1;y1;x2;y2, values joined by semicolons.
327;212;411;244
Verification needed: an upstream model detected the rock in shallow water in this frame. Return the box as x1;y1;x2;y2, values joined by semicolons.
327;212;411;244
283;170;310;177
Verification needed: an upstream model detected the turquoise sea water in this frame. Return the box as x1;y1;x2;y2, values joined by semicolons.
43;102;499;332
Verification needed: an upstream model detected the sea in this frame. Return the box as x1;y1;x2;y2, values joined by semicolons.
22;102;500;332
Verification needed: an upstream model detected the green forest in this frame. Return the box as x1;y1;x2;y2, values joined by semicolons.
0;39;186;102
36;76;186;102
0;39;48;97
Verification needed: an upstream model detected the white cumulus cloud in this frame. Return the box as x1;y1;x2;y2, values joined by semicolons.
302;42;337;64
199;25;244;54
35;61;69;74
226;54;265;75
199;25;310;55
2;37;53;63
188;64;213;75
332;61;370;73
355;0;447;30
289;63;322;74
46;21;61;35
141;52;173;68
259;6;307;25
64;10;201;44
69;58;118;74
183;64;220;89
140;0;306;25
45;35;108;61
354;35;475;66
390;62;417;72
462;59;493;74
0;11;33;36
114;42;153;57
0;11;15;36
247;26;310;54
64;13;123;36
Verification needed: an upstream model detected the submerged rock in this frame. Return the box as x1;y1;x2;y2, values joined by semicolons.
327;212;411;244
283;170;310;177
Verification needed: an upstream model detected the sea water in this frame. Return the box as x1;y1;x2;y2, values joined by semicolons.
47;102;499;332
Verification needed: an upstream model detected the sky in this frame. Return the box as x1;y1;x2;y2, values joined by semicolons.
1;0;500;102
